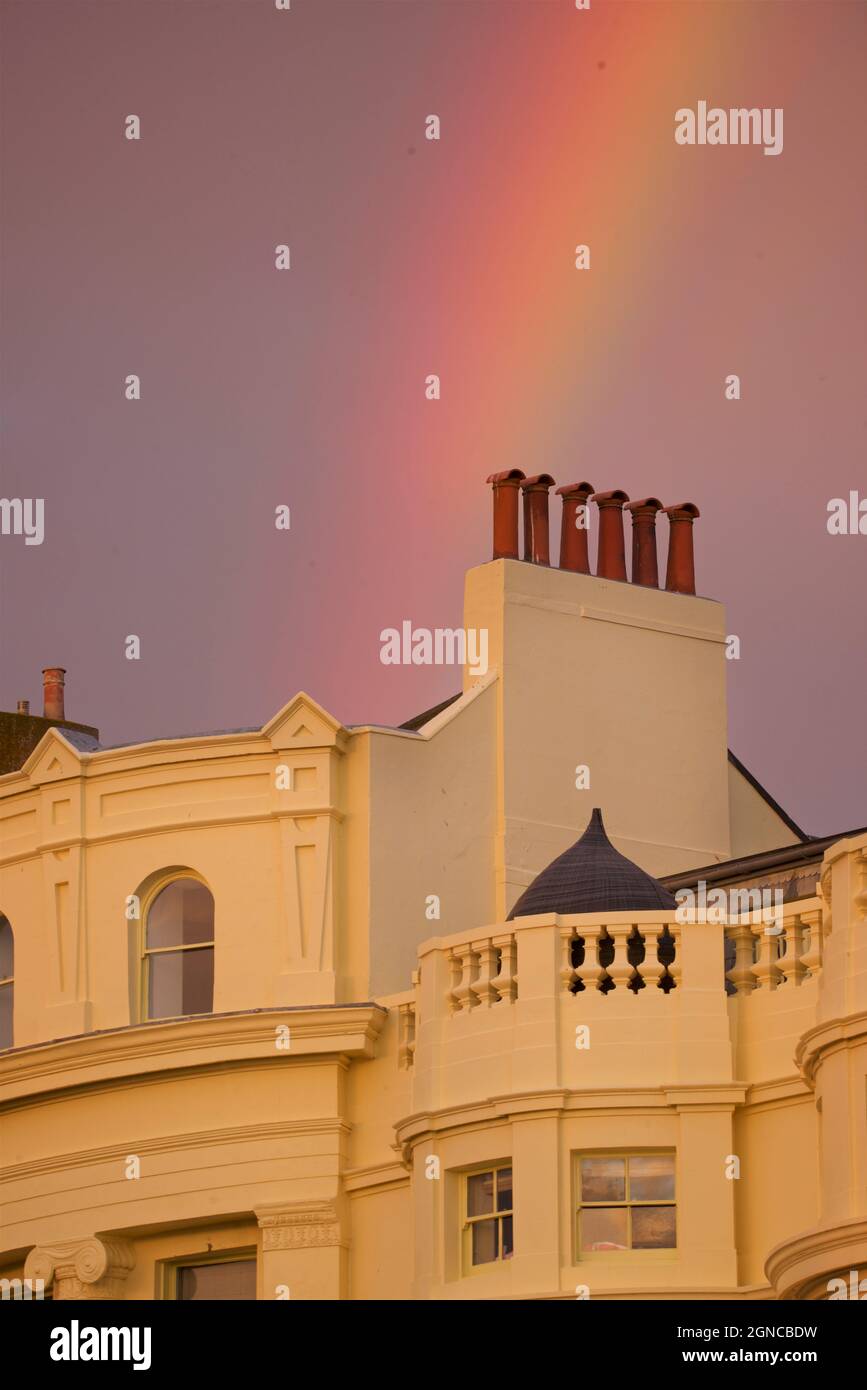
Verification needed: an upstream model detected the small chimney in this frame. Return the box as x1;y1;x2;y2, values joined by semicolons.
591;490;629;581
16;700;30;715
662;503;700;594
521;475;555;565
486;469;526;560
42;667;66;721
555;481;596;573
625;497;663;587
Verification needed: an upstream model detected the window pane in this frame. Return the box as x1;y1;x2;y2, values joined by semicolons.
581;1206;628;1252
632;1205;676;1249
176;1259;256;1300
629;1155;675;1202
0;983;12;1049
580;1157;626;1203
147;879;214;950
471;1219;498;1266
467;1171;495;1217
496;1167;513;1212
0;917;13;978
501;1215;514;1259
148;946;214;1019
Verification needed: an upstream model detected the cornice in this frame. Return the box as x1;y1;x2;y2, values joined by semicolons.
0;804;346;870
394;1083;749;1152
0;1005;386;1108
795;1009;867;1085
765;1215;867;1298
742;1074;812;1112
342;1161;410;1194
0;1116;352;1184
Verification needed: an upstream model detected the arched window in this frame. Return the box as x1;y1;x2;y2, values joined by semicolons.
0;915;13;1049
143;878;214;1021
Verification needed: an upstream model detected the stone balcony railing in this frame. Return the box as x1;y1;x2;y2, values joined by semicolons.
405;910;742;1099
399;900;835;1099
724;901;823;995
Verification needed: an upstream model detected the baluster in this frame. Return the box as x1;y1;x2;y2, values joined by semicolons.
605;923;636;992
473;938;500;1007
726;922;758;995
398;1002;416;1068
492;933;517;1002
798;909;823;980
775;913;806;988
560;928;578;993
448;945;478;1013
662;924;681;989
856;850;867;921
751;922;782;991
574;925;603;992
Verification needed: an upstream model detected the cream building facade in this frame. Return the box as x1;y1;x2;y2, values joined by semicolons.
1;480;865;1301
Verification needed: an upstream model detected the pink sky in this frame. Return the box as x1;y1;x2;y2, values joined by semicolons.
1;0;865;834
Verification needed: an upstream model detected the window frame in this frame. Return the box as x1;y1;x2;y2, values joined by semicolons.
574;1151;677;1262
461;1162;514;1276
157;1247;257;1301
0;915;14;1050
140;873;215;1023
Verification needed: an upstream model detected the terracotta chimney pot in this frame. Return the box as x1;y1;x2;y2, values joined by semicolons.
486;469;526;560
520;474;556;565
591;490;630;581
625;497;663;588
555;481;596;573
42;667;66;721
662;503;700;594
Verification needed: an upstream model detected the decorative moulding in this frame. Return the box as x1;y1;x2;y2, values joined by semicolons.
262;692;347;752
255;1200;347;1250
24;1236;135;1300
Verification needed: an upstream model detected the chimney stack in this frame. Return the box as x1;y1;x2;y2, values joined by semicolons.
556;481;595;573
591;490;629;581
662;503;700;595
16;700;30;715
42;667;66;721
625;497;663;588
486;469;526;560
521;474;556;565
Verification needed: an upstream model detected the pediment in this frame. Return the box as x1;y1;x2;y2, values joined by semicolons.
263;692;346;752
22;728;86;784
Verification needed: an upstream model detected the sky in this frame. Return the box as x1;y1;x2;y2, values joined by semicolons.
1;0;865;835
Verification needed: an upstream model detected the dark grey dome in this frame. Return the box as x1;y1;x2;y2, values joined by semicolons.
508;808;677;919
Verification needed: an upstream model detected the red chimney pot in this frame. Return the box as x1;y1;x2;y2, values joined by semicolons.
591;490;630;581
555;481;596;573
520;474;556;565
42;667;66;721
662;503;700;594
625;497;663;588
486;469;526;560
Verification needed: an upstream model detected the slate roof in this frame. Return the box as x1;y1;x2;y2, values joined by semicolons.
508;808;678;919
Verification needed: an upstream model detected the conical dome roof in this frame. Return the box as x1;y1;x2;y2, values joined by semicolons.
508;808;677;919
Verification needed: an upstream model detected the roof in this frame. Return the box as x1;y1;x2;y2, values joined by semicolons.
727;748;808;841
660;825;867;894
508;808;677;919
398;693;462;732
